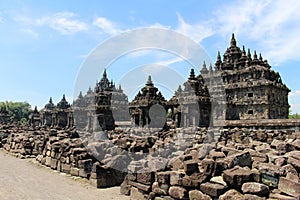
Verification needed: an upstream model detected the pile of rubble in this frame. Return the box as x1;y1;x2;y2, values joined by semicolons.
120;128;300;200
0;123;299;199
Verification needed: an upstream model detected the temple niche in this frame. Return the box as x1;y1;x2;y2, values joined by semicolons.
129;76;168;128
202;34;290;120
168;68;211;128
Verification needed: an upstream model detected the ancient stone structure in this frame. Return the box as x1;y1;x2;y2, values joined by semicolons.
39;95;73;128
29;106;40;126
168;69;211;128
128;76;167;128
40;97;55;127
202;34;290;120
73;69;129;131
38;34;291;131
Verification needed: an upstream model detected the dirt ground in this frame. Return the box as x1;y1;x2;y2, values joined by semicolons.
0;150;129;200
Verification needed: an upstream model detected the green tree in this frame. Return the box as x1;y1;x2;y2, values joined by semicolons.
289;109;300;119
0;101;32;122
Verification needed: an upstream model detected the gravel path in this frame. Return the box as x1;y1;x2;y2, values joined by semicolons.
0;150;129;200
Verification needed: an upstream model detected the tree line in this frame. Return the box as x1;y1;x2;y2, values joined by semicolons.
0;101;32;123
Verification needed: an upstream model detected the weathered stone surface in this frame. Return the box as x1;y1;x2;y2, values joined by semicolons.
241;182;269;196
128;180;151;192
258;163;284;187
278;177;300;198
210;176;227;187
219;189;243;200
223;151;252;168
183;160;198;175
286;151;300;170
222;166;253;186
137;170;154;185
168;186;187;199
200;182;226;197
152;182;168;195
156;172;170;184
269;193;296;200
244;194;266;200
170;171;184;186
130;187;146;200
189;190;211;200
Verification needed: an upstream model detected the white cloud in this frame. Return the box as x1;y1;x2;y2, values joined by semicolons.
44;12;88;35
175;13;214;43
93;17;120;35
289;90;300;97
21;28;39;38
15;11;88;35
211;0;300;65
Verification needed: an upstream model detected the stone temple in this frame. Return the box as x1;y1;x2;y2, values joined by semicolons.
35;34;290;130
202;34;290;120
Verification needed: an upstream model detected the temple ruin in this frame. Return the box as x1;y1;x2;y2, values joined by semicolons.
35;34;290;131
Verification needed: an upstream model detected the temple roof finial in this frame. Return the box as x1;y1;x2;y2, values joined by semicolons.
103;68;107;78
230;33;236;47
49;97;53;104
189;68;196;79
146;75;153;86
242;45;246;56
253;50;258;60
259;53;263;61
247;48;252;60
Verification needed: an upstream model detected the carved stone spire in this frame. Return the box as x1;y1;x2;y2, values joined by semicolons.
253;50;258;60
201;61;208;74
78;91;83;99
230;33;237;47
189;68;196;79
242;46;246;57
247;48;252;60
215;51;222;70
209;63;213;73
146;75;153;86
103;68;107;78
259;53;263;61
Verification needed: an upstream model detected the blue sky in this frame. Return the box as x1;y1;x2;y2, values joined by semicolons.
0;0;300;113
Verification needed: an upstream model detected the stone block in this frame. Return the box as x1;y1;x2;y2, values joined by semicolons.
222;166;253;186
183;160;199;175
189;189;211;200
137;170;154;185
50;158;58;169
223;151;252;168
170;171;184;186
241;182;269;196
219;189;243;200
130;187;146;200
156;171;170;184
128;180;151;192
152;182;168;195
278;177;300;198
200;182;226;197
70;167;79;176
61;163;71;174
244;194;266;200
78;169;90;179
258;163;284;187
168;186;187;199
